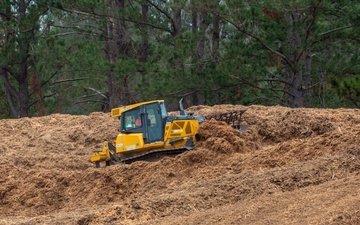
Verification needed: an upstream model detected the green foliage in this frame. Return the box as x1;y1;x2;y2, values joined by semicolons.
330;75;360;107
35;35;108;114
1;0;360;118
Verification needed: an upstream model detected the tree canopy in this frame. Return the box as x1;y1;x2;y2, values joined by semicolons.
1;0;359;118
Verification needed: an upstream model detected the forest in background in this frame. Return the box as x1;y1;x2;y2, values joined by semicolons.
0;0;359;118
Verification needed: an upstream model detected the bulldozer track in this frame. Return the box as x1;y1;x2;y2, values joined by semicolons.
115;147;192;164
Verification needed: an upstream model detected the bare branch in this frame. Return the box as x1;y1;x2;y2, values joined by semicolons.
3;66;16;78
52;78;85;84
302;79;325;91
229;74;295;98
305;0;322;42
319;25;354;36
75;99;108;105
258;78;293;86
145;0;176;36
41;64;65;87
294;0;322;63
52;32;83;37
47;24;103;38
55;5;173;35
83;87;107;99
28;92;57;108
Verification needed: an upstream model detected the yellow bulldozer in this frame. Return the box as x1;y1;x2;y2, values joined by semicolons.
90;99;247;167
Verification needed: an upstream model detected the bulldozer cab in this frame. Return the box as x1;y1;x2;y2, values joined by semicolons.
120;102;166;143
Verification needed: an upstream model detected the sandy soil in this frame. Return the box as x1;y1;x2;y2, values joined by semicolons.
0;105;359;225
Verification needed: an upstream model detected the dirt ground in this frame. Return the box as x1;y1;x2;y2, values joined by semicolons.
0;104;359;225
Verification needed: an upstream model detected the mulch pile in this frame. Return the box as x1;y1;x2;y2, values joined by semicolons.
0;105;359;224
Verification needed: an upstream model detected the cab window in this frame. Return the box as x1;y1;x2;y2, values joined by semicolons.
145;103;163;142
123;108;142;130
159;102;168;118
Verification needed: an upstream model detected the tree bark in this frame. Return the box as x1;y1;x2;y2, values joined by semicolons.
140;1;149;63
0;69;18;117
191;5;207;105
304;44;313;106
104;0;134;109
212;11;221;104
172;0;182;36
138;0;149;101
285;11;304;107
0;0;32;118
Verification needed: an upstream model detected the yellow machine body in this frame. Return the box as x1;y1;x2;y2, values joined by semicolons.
90;99;204;167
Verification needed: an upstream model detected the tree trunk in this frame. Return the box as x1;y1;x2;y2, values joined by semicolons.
304;42;313;106
285;11;304;107
0;69;18;117
212;12;221;104
17;0;30;117
139;0;149;98
191;6;207;105
0;62;30;118
191;8;200;105
104;13;121;109
104;0;133;109
18;64;30;117
0;0;31;118
172;0;182;36
140;1;149;63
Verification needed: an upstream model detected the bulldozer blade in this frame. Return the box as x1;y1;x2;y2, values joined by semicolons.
207;110;250;132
